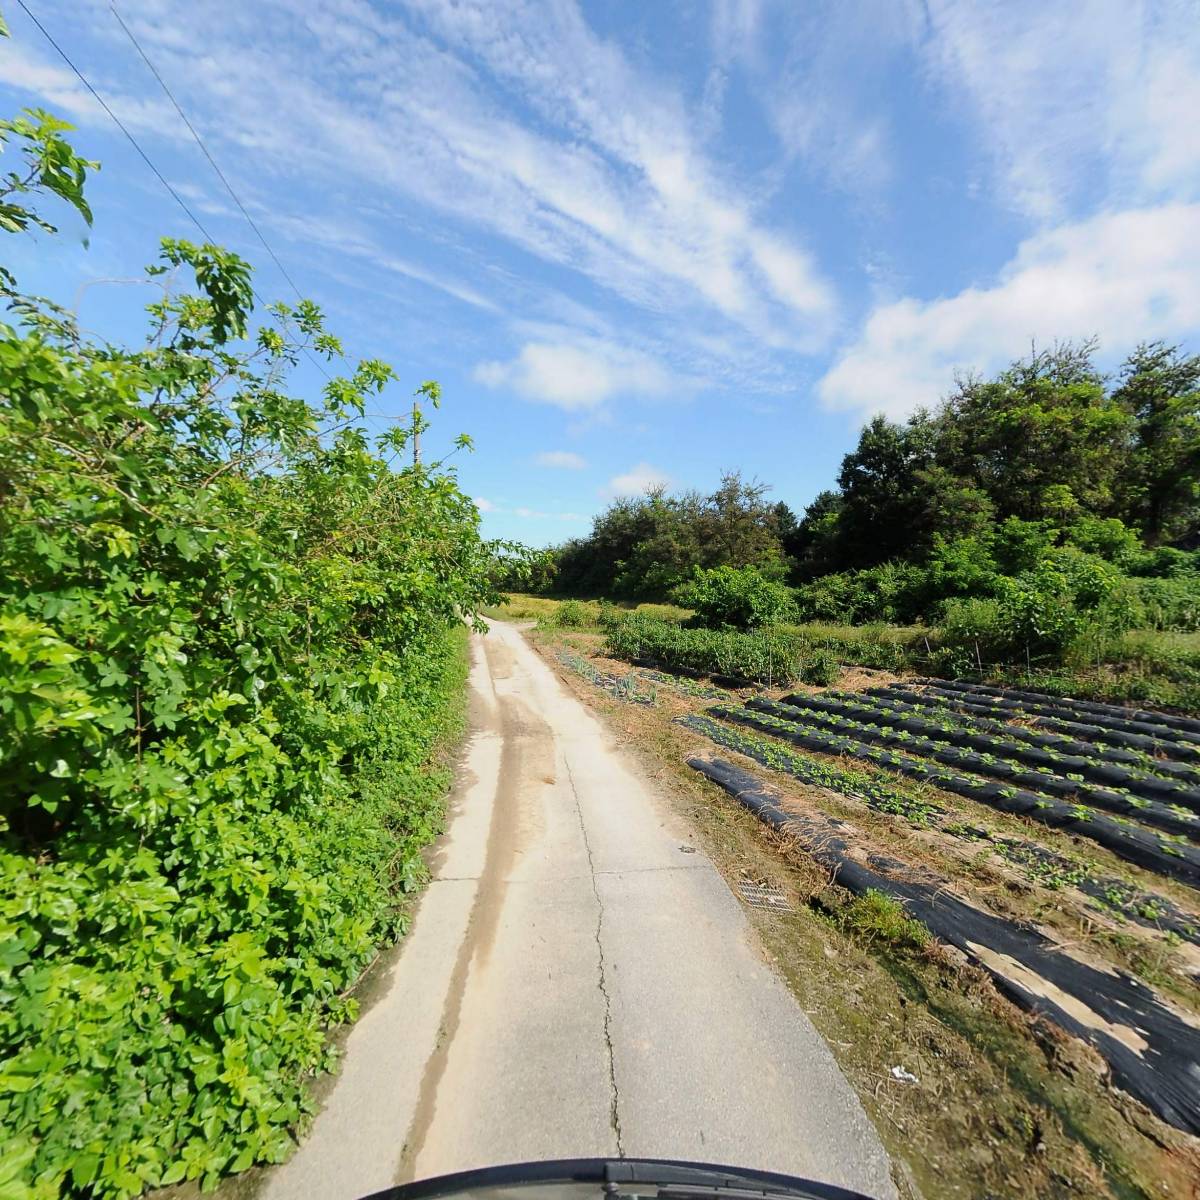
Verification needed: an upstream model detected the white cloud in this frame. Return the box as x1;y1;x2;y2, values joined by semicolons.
314;0;836;344
9;0;840;390
818;203;1200;419
751;2;917;199
472;495;495;512
0;40;182;141
920;0;1200;218
606;462;672;497
474;339;679;410
513;506;586;520
711;0;765;67
535;450;587;469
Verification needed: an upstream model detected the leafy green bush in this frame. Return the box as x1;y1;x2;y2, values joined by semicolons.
553;599;590;628
0;112;494;1199
673;564;793;630
1127;575;1200;632
793;562;927;625
596;599;622;632
799;650;841;687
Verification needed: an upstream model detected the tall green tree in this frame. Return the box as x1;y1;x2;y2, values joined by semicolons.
935;340;1130;522
1112;342;1200;545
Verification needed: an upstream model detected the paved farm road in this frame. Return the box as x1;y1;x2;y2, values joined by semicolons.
257;621;896;1200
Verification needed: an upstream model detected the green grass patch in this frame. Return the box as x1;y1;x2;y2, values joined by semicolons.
841;888;932;951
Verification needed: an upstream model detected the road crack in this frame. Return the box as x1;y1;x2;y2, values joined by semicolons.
565;755;625;1158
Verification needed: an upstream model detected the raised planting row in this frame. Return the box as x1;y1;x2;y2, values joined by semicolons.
875;684;1200;768
682;715;1200;943
637;668;730;700
688;755;1200;1135
988;838;1199;943
678;712;941;825
851;686;1200;785
746;697;1200;840
928;678;1200;738
706;703;1200;888
556;650;657;704
777;689;1200;806
906;680;1200;751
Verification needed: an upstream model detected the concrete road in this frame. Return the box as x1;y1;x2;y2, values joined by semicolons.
258;621;896;1200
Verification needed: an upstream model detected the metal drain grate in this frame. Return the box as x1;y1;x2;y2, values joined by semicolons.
737;879;793;913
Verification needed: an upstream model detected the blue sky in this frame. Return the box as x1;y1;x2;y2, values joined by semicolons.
3;1;1199;545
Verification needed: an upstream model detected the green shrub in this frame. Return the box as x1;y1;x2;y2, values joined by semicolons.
597;599;622;631
673;564;793;630
793;562;927;625
1128;575;1200;632
552;599;590;628
0;115;495;1200
799;650;841;686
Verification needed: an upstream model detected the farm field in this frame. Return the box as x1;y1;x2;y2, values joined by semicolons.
515;596;1200;1199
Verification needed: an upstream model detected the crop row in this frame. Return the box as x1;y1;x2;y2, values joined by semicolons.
904;680;1200;753
930;678;1200;739
638;668;729;700
707;702;1200;888
875;683;1200;768
689;755;1200;1137
848;685;1200;785
746;697;1200;840
678;712;941;825
682;714;1200;942
776;690;1200;806
556;651;656;704
605;614;802;684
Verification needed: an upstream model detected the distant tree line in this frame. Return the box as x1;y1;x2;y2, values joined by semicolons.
793;340;1200;579
502;340;1200;635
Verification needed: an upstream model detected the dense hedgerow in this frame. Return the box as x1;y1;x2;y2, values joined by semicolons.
0;111;496;1198
604;614;803;684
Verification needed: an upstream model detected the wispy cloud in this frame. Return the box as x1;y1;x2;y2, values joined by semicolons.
7;0;841;401
268;212;500;312
291;0;835;345
474;338;681;411
535;450;587;470
919;0;1200;219
0;38;183;141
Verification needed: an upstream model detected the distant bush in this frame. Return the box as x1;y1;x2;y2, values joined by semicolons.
674;564;794;630
597;599;622;632
553;599;590;628
799;650;841;687
1127;575;1200;632
793;561;927;625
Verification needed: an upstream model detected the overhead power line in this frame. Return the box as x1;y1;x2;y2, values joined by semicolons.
108;2;308;306
15;0;216;243
15;1;414;437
